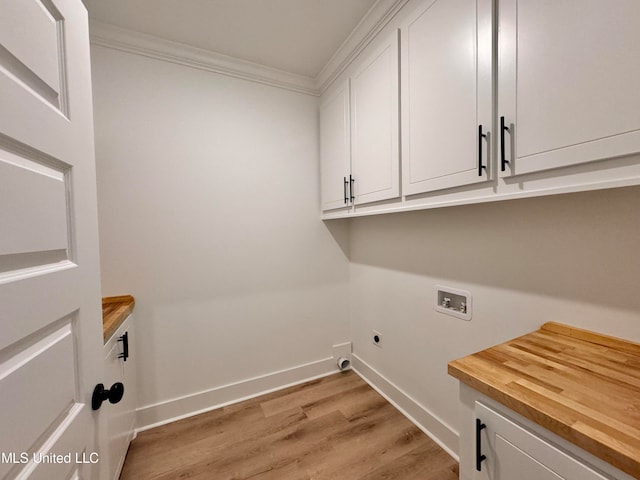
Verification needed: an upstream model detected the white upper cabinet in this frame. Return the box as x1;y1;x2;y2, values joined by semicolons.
321;0;640;218
350;31;400;205
499;0;640;176
401;0;493;195
320;81;351;211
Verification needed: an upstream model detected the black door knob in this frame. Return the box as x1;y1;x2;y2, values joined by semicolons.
92;382;124;410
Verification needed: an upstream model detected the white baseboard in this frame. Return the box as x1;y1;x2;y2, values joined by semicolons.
136;357;337;432
351;354;459;461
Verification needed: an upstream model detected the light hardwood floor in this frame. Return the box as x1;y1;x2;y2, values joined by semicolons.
120;371;458;479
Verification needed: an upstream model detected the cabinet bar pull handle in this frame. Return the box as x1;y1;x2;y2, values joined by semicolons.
478;125;488;176
476;418;487;471
343;177;348;204
118;331;129;362
349;174;355;202
500;116;510;172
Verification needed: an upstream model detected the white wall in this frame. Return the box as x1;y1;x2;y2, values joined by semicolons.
349;186;640;454
91;36;640;457
91;45;350;427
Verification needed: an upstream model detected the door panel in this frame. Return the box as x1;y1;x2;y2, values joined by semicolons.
495;436;562;480
0;147;69;258
499;0;640;175
320;81;351;211
401;0;492;195
1;270;81;351
0;1;103;479
0;0;67;111
22;406;91;480
0;321;77;479
350;31;399;205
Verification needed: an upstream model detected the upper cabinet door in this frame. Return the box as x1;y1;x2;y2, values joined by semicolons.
320;81;351;211
401;0;493;195
350;31;400;206
499;0;640;176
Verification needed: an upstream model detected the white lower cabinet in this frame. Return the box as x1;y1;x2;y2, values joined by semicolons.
102;315;137;480
474;403;609;480
459;385;634;480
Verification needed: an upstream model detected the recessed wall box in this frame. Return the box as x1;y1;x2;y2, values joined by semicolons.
435;285;472;321
372;330;382;347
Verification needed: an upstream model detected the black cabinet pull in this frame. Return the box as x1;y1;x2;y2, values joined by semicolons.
500;116;510;172
343;177;348;204
349;174;355;202
478;125;488;176
118;331;129;362
91;382;124;410
476;418;487;471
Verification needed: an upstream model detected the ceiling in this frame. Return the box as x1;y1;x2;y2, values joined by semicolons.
82;0;378;79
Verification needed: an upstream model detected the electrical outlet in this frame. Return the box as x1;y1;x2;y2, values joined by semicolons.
372;330;382;347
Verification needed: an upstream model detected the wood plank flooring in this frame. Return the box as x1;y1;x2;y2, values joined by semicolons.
120;371;458;480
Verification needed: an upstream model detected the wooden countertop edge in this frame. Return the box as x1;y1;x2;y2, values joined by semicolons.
102;295;135;343
447;362;637;476
448;325;640;478
541;321;640;356
102;294;135;305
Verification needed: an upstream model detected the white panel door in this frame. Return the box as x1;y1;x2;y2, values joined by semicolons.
401;0;493;195
474;403;610;480
350;31;400;206
499;0;640;176
320;81;351;211
0;0;104;479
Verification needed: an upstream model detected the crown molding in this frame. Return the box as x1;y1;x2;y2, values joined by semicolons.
314;0;410;94
89;0;407;98
89;21;319;96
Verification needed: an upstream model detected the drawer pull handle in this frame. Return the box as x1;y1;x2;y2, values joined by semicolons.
349;174;355;202
344;176;348;204
500;116;511;172
118;331;129;362
476;418;487;471
478;125;488;176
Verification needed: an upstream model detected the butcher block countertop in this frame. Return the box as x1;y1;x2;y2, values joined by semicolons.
448;322;640;478
102;295;135;343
